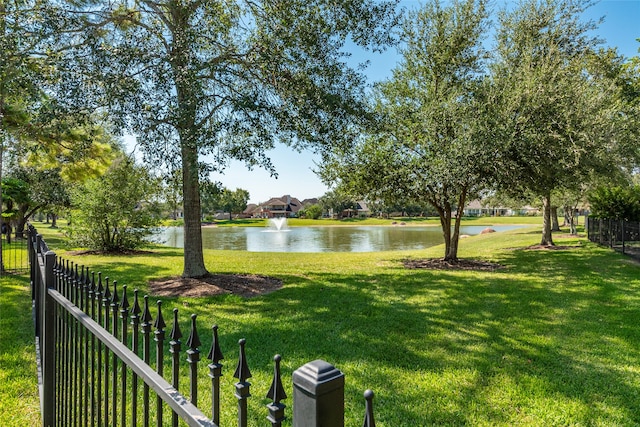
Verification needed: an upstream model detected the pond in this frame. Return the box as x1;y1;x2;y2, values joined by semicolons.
156;224;526;253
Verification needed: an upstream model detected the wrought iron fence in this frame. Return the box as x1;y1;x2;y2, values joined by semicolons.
29;224;376;427
1;229;28;276
587;217;640;260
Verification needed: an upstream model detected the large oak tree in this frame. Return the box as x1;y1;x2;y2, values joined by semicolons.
58;0;399;277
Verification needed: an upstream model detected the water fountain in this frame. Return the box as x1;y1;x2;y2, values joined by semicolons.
265;217;289;232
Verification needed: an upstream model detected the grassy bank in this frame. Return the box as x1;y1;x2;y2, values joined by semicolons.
4;224;640;425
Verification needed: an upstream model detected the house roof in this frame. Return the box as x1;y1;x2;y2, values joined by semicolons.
259;195;303;213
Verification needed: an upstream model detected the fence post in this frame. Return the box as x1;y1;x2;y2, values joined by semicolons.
292;360;344;427
42;250;57;427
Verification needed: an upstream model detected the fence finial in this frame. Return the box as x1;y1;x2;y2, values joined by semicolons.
154;300;166;331
207;325;224;364
207;325;224;424
266;354;287;427
234;338;251;427
169;308;183;426
362;389;375;427
170;308;183;342
141;295;153;325
234;338;252;382
111;280;119;307
89;271;96;297
267;354;287;404
132;289;142;319
186;314;201;406
97;272;104;296
186;314;202;350
120;284;130;311
103;277;111;301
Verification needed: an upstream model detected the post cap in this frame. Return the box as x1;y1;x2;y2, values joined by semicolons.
293;360;344;395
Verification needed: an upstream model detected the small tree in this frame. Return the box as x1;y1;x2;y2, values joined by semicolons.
70;155;161;252
301;204;323;220
322;0;491;260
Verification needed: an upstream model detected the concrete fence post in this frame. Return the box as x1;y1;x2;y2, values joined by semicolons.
292;359;344;427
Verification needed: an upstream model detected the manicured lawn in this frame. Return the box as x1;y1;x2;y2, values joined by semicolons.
0;274;40;427
4;223;640;425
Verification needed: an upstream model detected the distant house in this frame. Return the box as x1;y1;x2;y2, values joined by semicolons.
339;201;371;218
464;200;540;217
254;195;303;218
356;201;370;216
241;203;259;218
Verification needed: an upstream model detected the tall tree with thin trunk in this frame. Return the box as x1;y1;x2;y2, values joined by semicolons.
58;0;399;277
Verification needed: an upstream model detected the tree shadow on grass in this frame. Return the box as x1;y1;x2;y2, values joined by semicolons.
47;242;640;425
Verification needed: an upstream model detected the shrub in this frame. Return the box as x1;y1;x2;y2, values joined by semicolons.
69;156;161;251
301;204;323;219
588;186;640;221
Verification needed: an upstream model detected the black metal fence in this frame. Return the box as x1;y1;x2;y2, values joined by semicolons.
29;224;376;427
1;229;28;275
587;217;640;260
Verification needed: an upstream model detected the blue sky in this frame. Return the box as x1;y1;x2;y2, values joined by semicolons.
136;0;640;204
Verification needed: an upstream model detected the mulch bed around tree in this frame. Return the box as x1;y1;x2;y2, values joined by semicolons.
402;242;584;271
403;258;504;271
149;274;283;298
522;245;580;250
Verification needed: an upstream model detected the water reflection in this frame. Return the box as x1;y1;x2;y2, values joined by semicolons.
156;225;524;253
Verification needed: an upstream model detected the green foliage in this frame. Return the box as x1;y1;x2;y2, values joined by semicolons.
319;188;358;218
588;186;640;221
201;184;249;219
1;177;29;215
69;156;161;251
55;0;400;277
324;0;491;259
490;0;634;244
300;203;323;219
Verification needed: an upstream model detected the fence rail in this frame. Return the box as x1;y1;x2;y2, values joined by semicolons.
29;224;376;427
587;217;640;259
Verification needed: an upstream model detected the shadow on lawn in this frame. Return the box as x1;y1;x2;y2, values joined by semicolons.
215;245;640;425
50;242;640;425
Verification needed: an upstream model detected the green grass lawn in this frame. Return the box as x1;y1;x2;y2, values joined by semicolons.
0;274;41;426
3;223;640;426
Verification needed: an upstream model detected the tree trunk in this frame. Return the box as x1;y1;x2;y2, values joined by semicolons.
551;206;560;232
181;143;208;278
541;193;555;246
0;137;4;272
566;206;577;235
446;191;467;261
51;213;58;228
436;202;455;261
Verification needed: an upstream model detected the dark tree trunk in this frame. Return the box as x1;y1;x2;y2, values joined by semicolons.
437;203;453;261
16;217;26;238
551;206;560;232
181;143;208;278
541;193;555;246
